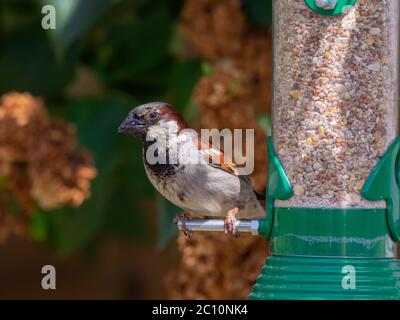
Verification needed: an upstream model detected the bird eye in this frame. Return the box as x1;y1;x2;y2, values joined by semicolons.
149;112;157;120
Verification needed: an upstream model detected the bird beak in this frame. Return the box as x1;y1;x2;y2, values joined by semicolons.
118;117;144;134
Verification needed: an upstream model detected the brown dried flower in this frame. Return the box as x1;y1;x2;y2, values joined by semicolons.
28;119;97;209
0;92;96;242
179;0;246;61
0;92;48;175
166;232;267;299
0;168;35;243
237;31;273;114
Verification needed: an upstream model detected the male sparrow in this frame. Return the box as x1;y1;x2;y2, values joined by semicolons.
118;102;265;236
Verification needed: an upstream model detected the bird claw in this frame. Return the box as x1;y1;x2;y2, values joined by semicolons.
173;213;193;238
224;208;240;237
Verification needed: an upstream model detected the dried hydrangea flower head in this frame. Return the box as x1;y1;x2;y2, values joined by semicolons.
0;92;96;243
179;0;245;61
166;232;267;299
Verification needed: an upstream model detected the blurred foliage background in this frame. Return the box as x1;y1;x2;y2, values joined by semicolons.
0;0;272;299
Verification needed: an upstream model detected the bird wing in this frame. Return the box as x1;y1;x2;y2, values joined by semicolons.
194;136;253;186
194;136;266;201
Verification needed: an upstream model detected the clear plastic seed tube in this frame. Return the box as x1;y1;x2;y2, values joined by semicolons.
273;0;399;208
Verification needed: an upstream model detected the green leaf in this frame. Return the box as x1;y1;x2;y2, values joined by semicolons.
96;6;173;83
228;79;240;97
0;176;8;190
7;195;18;216
1;0;39;34
103;171;148;240
201;61;214;77
102;136;152;239
64;95;136;166
258;115;272;136
30;210;49;242
242;0;273;26
167;60;201;113
0;27;76;96
40;0;115;52
47;161;115;256
156;194;181;249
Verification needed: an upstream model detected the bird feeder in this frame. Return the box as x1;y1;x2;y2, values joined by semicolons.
178;0;400;299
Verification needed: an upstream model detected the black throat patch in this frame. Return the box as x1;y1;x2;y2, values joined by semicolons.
143;142;183;178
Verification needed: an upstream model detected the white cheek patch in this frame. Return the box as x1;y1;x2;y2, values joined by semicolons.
147;120;179;139
146;120;180;156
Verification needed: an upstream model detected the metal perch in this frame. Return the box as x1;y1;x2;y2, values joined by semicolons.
176;219;260;236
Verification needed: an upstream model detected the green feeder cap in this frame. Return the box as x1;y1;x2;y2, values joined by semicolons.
304;0;357;16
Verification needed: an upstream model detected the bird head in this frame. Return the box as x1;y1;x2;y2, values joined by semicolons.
118;102;188;140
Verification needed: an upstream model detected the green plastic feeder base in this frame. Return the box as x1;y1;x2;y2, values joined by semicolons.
250;207;400;300
249;256;400;300
249;137;400;299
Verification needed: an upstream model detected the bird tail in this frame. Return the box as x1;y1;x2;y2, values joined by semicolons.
254;190;266;212
254;190;266;201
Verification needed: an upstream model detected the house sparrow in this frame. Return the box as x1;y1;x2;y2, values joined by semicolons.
118;102;265;236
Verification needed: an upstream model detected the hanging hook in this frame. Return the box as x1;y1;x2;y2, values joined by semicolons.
315;0;337;10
